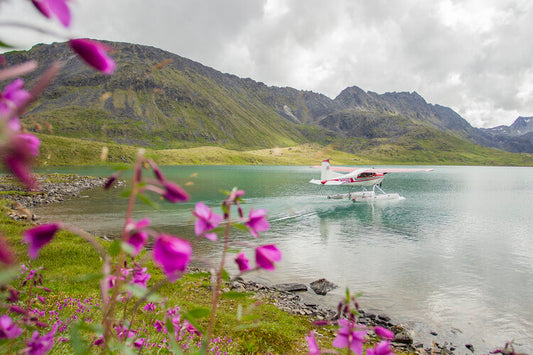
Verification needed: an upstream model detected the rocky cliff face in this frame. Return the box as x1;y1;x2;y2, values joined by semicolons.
3;41;532;153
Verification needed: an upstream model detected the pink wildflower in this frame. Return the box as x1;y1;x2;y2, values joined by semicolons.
131;266;151;288
374;326;394;340
366;341;394;355
255;244;281;271
153;234;192;282
125;218;150;255
0;78;30;129
235;252;251;272
0;315;23;339
306;331;320;355
192;202;222;241
332;319;367;355
69;39;116;75
31;0;71;27
246;208;269;237
23;223;60;259
161;181;189;203
2;132;40;189
0;237;15;265
26;324;57;354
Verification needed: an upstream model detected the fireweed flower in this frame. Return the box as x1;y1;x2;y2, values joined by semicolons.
374;326;394;340
255;244;281;271
234;252;251;272
332;319;367;355
2;132;41;189
153;234;192;282
306;331;320;355
23;223;60;259
246;208;269;237
162;181;189;203
192;202;222;241
125;218;150;255
69;39;116;75
366;341;394;355
0;78;30;130
131;266;151;288
26;324;57;354
0;315;23;339
31;0;71;27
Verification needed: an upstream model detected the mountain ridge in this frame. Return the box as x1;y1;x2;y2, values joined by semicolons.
3;40;533;159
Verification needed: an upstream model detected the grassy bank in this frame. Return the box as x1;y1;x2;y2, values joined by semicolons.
36;134;533;166
0;204;341;354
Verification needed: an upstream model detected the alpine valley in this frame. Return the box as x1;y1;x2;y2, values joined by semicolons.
4;41;533;166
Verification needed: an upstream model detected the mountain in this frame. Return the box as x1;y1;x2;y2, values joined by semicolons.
480;116;533;153
3;41;533;161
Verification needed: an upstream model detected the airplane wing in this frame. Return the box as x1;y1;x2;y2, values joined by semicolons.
309;179;344;185
363;168;434;174
311;166;433;173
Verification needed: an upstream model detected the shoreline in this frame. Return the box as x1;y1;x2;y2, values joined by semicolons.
1;173;470;354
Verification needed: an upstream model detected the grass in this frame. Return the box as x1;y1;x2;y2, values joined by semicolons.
35;133;533;167
0;204;343;354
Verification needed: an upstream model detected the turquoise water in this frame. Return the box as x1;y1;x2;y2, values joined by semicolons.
35;165;533;352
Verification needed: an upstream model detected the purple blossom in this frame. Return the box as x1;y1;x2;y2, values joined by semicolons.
306;331;320;355
31;0;71;27
23;223;60;259
26;325;57;355
192;202;222;241
374;326;394;340
0;78;30;129
131;266;151;288
153;234;192;282
366;341;394;355
246;208;269;237
235;252;251;272
143;303;156;312
162;181;189;203
69;39;116;75
332;319;367;355
0;315;23;339
3;132;41;189
125;218;150;255
255;244;281;271
0;237;15;265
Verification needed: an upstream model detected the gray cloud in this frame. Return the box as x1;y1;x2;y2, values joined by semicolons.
1;0;532;127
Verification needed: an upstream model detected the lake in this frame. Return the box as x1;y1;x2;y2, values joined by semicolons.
34;165;533;353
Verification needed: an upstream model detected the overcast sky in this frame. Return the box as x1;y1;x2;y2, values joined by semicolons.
1;0;532;128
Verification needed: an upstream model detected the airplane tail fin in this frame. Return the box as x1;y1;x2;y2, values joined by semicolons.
321;159;330;181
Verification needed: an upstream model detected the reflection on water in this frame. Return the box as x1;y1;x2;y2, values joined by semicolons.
35;165;533;353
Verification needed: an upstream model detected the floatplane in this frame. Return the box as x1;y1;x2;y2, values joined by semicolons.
310;160;433;202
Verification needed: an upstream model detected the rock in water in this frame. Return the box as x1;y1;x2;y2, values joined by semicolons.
310;278;338;295
274;283;308;292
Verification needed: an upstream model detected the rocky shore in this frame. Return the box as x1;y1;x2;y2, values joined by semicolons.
226;277;468;354
1;174;469;354
0;173;124;219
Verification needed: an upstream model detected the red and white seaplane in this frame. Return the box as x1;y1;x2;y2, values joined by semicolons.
310;160;433;202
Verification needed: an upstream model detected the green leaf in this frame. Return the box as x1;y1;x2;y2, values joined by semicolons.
120;241;135;255
221;268;230;282
137;192;160;209
120;189;132;198
233;322;261;331
232;223;248;231
226;248;241;254
165;318;184;355
0;267;20;286
0;40;14;49
237;304;243;321
108;239;122;257
70;321;90;354
184;307;210;319
122;284;162;302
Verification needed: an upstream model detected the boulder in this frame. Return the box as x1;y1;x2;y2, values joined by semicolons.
310;278;338;295
274;283;308;292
